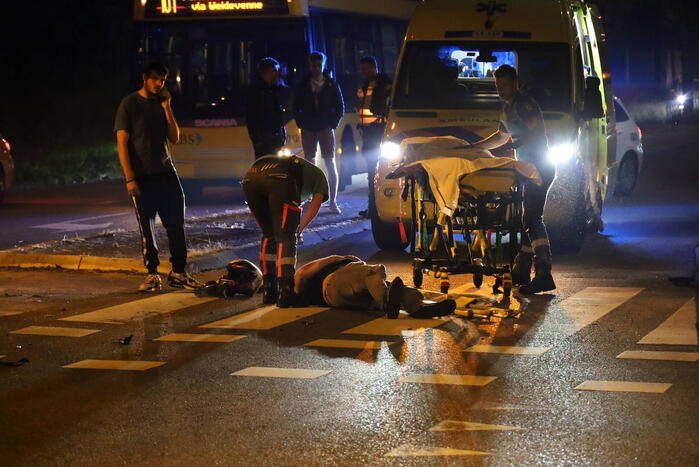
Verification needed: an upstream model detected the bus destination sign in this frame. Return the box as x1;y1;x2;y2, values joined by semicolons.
143;0;290;18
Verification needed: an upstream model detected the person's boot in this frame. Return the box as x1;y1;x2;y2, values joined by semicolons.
262;275;278;305
385;277;404;319
512;253;532;286
518;263;556;295
409;299;457;318
277;276;296;308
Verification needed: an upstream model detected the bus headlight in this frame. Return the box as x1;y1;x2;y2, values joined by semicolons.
380;141;401;160
548;143;575;164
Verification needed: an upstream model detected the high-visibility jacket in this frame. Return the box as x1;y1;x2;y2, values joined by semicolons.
357;73;392;127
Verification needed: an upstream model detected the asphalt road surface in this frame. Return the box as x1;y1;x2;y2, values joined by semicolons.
1;123;698;466
0;181;249;250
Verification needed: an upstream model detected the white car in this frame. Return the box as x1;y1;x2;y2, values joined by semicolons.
612;97;644;197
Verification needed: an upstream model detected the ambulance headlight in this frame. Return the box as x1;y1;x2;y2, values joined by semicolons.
675;93;688;105
277;148;292;157
547;143;575;164
380;141;401;160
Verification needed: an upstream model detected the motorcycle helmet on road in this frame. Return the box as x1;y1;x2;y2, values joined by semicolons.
195;259;263;298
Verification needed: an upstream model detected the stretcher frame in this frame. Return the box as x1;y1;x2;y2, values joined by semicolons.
399;166;525;297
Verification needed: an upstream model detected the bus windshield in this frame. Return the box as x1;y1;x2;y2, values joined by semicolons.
393;41;571;112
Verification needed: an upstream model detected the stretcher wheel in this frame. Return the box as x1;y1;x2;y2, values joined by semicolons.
473;274;483;288
413;268;423;288
440;283;450;294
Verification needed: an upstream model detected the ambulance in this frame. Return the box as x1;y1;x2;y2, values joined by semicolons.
372;0;615;253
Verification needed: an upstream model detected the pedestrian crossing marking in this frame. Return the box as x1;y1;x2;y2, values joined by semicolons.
616;350;699;362
154;333;246;343
554;287;643;335
200;306;328;330
638;298;698;345
429;420;525;432
465;345;550;355
342;316;449;336
385;444;492;457
231;366;331;379
60;291;218;324
399;373;497;386
575;380;672;394
0;311;23;317
304;339;396;349
63;359;166;371
10;326;101;338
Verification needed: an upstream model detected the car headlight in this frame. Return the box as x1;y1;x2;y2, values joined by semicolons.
675;93;688;105
380;141;401;160
547;143;575;164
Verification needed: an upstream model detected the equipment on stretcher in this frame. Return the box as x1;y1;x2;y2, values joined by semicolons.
387;136;541;298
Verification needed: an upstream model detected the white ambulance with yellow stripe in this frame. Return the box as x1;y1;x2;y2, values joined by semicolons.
372;0;615;253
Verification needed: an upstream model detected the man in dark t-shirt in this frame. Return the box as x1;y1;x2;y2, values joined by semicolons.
471;64;555;295
114;62;200;292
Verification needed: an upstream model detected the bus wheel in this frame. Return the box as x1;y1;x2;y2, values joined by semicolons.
371;210;410;251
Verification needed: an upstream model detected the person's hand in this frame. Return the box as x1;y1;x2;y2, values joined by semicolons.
126;179;141;197
159;87;172;108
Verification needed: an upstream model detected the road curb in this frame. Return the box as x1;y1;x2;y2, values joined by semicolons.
0;219;372;274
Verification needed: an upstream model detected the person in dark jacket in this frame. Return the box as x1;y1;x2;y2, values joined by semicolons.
246;57;290;159
293;51;344;213
356;56;392;218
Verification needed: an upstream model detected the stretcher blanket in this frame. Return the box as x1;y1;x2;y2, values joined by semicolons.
393;136;542;216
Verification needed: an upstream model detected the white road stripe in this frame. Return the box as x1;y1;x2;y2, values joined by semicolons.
342;316;449;336
231;367;330;379
464;345;550;355
530;287;643;340
385;445;492;457
399;373;497;386
63;360;166;371
575;380;672;394
638;298;698;345
200;306;328;330
60;291;218;324
616;350;699;362
429;420;525;432
154;333;246;343
304;339;395;349
10;326;100;337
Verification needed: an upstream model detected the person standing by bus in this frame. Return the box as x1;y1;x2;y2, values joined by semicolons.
114;62;201;292
246;58;289;159
470;64;555;295
356;56;392;218
242;153;329;307
293;51;344;214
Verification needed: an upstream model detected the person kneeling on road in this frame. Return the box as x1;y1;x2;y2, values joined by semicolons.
294;255;457;318
243;153;329;308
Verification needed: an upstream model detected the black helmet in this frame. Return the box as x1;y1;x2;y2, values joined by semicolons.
224;259;263;296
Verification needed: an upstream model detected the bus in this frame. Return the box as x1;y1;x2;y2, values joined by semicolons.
132;0;417;197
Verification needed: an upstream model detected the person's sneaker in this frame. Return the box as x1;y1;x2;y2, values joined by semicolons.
327;203;342;214
168;271;201;290
385;277;404;319
410;299;457;318
138;274;162;292
358;209;370;219
518;272;556;295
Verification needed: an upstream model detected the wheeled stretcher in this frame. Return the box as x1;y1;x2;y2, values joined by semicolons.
387;137;542;298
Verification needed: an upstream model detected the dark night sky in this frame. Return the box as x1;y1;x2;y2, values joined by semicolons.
0;0;696;182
